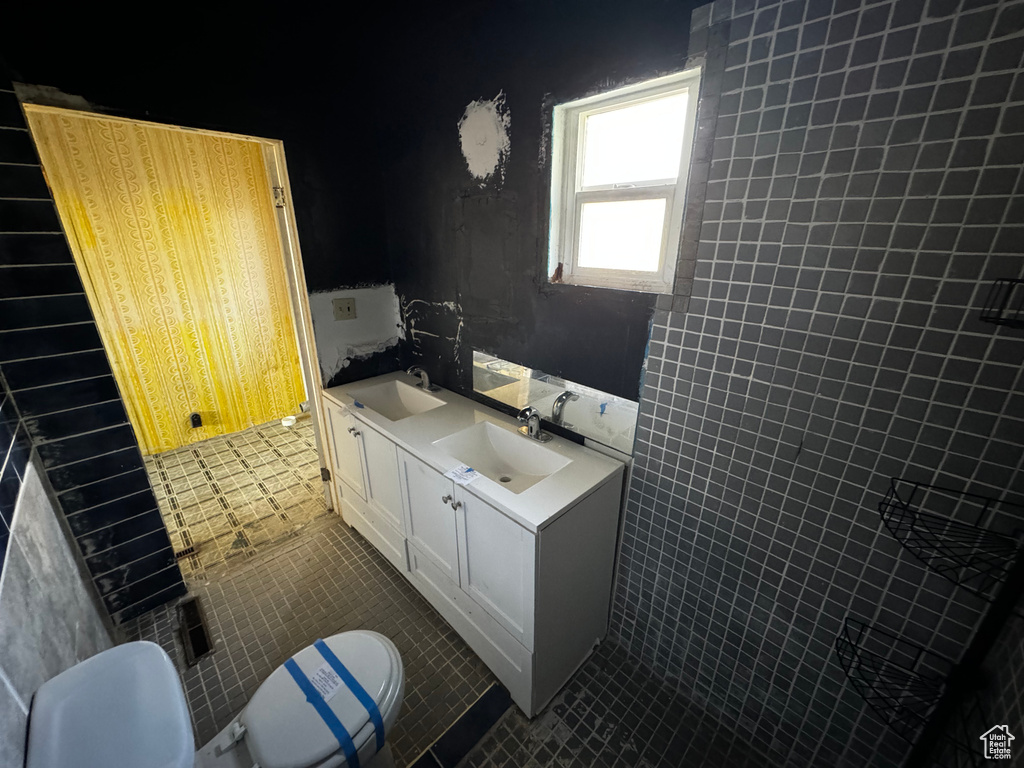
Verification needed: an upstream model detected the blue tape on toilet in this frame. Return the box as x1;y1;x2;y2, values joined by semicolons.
314;638;386;752
284;657;360;768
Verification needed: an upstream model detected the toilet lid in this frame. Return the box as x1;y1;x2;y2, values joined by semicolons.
26;641;193;768
242;632;396;768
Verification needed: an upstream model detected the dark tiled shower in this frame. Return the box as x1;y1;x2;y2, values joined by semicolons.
614;1;1024;766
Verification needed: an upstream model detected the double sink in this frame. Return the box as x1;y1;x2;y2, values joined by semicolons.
347;378;569;494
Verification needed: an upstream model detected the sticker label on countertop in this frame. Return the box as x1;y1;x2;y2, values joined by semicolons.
309;661;344;702
445;464;480;485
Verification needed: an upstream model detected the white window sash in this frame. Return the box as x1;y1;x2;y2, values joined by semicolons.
549;67;702;294
569;187;675;284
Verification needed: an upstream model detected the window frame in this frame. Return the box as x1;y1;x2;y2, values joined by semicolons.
548;68;702;294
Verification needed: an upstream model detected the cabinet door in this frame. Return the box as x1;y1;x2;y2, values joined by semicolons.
361;424;405;533
324;401;365;500
455;489;535;648
398;450;459;583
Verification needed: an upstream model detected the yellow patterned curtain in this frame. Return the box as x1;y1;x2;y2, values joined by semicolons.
26;105;306;455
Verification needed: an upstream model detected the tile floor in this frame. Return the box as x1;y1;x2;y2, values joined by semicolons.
130;419;776;768
143;419;329;574
122;513;497;766
459;641;775;768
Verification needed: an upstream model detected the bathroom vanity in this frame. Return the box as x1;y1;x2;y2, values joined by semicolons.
321;372;624;717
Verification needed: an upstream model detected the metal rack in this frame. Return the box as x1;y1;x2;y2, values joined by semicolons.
834;618;951;740
835;481;1024;767
980;278;1024;328
879;479;1024;601
834;618;987;767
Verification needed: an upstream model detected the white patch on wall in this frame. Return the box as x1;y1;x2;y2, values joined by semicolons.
309;284;404;384
458;91;511;186
400;296;465;371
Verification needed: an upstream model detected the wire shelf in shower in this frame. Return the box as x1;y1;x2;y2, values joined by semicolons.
980;278;1024;328
878;479;1024;602
834;618;987;767
834;618;950;740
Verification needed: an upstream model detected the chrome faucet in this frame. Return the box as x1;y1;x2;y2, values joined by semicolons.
517;407;552;442
551;390;579;427
407;366;439;392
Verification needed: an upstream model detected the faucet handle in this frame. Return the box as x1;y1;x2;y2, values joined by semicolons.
407;365;440;392
517;406;553;442
518;407;538;423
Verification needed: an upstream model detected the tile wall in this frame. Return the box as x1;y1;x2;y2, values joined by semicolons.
612;1;1024;765
0;360;30;566
0;369;115;767
0;71;185;623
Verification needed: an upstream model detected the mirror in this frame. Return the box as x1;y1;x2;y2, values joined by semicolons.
471;350;639;455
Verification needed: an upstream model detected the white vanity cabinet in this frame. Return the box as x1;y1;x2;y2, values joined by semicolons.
398;450;534;647
323;399;407;572
323;399;365;500
397;450;461;582
455;487;534;649
360;426;405;535
395;447;621;716
321;378;625;718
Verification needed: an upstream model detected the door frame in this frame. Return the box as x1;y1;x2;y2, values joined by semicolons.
262;142;331;506
23;105;332;505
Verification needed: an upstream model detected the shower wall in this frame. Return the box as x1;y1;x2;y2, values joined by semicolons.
612;1;1024;765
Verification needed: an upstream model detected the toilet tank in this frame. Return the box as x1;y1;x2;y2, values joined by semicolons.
26;641;194;768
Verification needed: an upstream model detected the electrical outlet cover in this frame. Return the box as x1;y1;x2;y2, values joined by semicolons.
332;298;357;320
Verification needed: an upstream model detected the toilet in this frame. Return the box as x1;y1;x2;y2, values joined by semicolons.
25;630;405;768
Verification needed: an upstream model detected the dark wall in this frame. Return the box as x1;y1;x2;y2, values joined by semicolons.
0;6;391;293
614;1;1024;766
379;0;701;402
0;75;186;622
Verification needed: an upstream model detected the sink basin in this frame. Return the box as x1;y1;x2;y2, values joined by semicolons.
348;380;445;421
433;422;571;494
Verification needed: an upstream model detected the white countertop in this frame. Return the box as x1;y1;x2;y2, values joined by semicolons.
323;372;624;532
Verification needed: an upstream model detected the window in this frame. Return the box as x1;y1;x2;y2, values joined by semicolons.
548;69;701;293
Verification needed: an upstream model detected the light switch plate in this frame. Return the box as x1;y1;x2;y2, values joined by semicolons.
332;298;356;320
